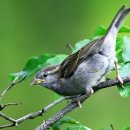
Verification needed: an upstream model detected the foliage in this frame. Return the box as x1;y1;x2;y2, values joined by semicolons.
51;117;130;130
9;25;130;129
99;128;111;130
51;117;91;130
123;126;130;130
9;54;67;80
94;25;130;98
10;25;130;98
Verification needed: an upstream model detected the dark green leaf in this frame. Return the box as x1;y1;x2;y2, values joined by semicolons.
119;25;130;33
9;54;67;81
72;39;90;53
123;126;130;130
94;25;130;37
51;117;91;130
66;126;91;130
94;25;106;37
99;128;111;130
51;117;80;130
118;63;130;97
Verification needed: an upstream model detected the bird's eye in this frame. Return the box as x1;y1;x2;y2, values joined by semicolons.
43;73;48;77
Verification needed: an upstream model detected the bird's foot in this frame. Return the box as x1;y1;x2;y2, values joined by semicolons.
77;100;82;108
116;75;124;88
71;95;84;108
114;57;124;88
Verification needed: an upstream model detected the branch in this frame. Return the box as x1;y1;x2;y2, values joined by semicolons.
66;44;74;51
0;71;26;101
0;102;22;111
1;76;130;130
35;76;130;130
0;96;76;129
0;124;14;129
111;124;114;130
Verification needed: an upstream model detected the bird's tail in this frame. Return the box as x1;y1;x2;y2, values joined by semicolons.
106;5;130;36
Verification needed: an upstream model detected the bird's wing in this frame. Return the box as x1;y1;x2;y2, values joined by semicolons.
59;37;104;79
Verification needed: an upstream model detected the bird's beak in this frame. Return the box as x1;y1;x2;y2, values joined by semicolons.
30;79;45;85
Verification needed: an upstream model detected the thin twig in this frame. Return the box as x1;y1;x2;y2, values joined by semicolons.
0;112;16;123
0;71;26;101
35;76;130;130
0;102;22;111
111;124;114;130
1;76;130;129
66;44;74;51
0;96;75;129
35;95;88;130
0;124;15;129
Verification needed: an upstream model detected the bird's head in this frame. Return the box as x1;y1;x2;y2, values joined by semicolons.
31;65;60;89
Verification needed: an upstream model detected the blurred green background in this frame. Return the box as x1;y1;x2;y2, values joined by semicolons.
0;0;130;130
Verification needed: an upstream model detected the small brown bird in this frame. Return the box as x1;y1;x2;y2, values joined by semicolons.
31;5;130;97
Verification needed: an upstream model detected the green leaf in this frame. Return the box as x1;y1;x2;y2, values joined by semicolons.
123;126;130;130
9;54;67;81
54;93;62;100
23;54;55;74
99;128;111;130
116;36;125;63
118;63;130;97
119;25;130;33
9;53;55;81
94;25;106;37
94;26;130;63
119;63;130;77
51;117;91;130
72;39;90;53
118;83;130;98
66;126;91;130
44;54;67;66
116;36;130;64
122;37;130;62
51;117;80;130
94;25;130;37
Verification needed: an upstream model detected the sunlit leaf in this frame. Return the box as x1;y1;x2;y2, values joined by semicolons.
119;25;130;33
116;36;125;63
44;54;67;66
118;63;130;97
99;128;111;130
54;93;62;100
66;126;91;130
122;37;130;62
94;25;130;37
94;25;106;37
123;126;130;130
9;54;67;81
72;39;90;53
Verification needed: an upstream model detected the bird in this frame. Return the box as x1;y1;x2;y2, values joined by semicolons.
31;5;130;97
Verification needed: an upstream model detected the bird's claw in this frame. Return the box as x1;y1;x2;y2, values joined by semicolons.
116;75;124;88
77;101;82;108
